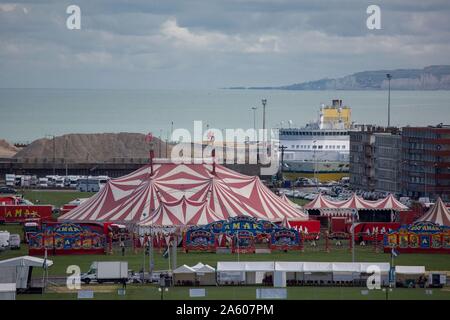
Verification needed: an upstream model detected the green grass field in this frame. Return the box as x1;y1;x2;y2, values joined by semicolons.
1;232;449;276
2;190;449;300
17;285;450;300
21;190;95;207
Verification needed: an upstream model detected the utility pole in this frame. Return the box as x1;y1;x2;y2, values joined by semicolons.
165;138;168;158
261;99;267;142
313;140;317;186
280;145;287;178
159;129;162;157
351;209;357;263
64;137;68;176
251;107;257;142
386;73;392;127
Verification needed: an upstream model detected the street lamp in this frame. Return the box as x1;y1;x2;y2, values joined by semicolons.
159;274;169;300
386;74;392;127
261;99;267;142
251;107;257;142
312;140;317;185
351;209;357;263
45;134;56;176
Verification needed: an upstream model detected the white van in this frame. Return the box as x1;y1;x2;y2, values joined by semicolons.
5;174;15;187
9;234;20;250
39;177;48;188
98;176;109;189
69;176;79;188
0;231;10;251
55;176;65;188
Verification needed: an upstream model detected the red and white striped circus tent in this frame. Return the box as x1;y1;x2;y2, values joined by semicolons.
338;194;378;210
303;193;342;210
371;194;409;211
280;193;303;210
140;197;221;226
415;197;450;226
303;193;409;217
304;193;408;211
58;162;306;225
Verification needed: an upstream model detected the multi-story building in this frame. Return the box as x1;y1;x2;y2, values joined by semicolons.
349;126;399;192
401;125;450;202
374;132;402;195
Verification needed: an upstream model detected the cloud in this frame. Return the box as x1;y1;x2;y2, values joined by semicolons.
0;0;449;88
159;17;280;53
0;4;17;12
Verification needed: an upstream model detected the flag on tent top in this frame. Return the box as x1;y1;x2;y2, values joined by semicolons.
391;247;399;257
43;247;48;269
162;247;169;259
145;132;153;143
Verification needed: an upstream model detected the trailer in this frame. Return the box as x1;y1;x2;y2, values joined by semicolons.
81;261;128;284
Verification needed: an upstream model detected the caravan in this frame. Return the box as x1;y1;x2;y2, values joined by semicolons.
55;176;65;188
5;174;15;187
38;178;48;188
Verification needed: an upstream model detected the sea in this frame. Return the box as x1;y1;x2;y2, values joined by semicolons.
1;88;449;143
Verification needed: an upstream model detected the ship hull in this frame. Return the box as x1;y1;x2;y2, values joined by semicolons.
282;160;349;181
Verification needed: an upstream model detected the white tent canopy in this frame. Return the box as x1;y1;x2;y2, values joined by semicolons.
274;262;304;272
331;263;361;273
194;264;215;273
395;266;425;275
218;261;390;273
191;262;205;271
0;256;53;268
303;262;333;273
172;264;196;274
217;261;275;272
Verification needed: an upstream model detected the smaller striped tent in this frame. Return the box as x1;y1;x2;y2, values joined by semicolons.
415;197;450;226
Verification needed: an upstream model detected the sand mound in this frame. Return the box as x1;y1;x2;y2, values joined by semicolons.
14;133;171;163
0;139;19;158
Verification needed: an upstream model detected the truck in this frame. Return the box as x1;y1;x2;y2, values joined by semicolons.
81;261;129;284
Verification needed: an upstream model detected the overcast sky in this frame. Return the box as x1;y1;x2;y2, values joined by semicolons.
1;0;449;89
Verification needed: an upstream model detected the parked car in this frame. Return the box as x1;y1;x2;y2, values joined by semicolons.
0;186;17;194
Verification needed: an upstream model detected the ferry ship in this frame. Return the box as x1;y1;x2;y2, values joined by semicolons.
279;99;357;181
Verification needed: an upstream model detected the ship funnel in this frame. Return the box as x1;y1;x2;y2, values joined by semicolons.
332;99;342;107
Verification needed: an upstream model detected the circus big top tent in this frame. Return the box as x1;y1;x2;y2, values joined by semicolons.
58;162;307;225
415;197;450;226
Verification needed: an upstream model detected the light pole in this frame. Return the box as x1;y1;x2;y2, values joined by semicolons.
386;74;392;127
45;135;56;176
251;107;257;142
261;99;267;142
351;209;357;263
313;140;317;185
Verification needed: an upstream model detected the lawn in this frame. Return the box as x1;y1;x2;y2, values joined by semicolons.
1;235;449;276
17;285;450;300
2;190;449;301
290;198;309;206
22;190;95;207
